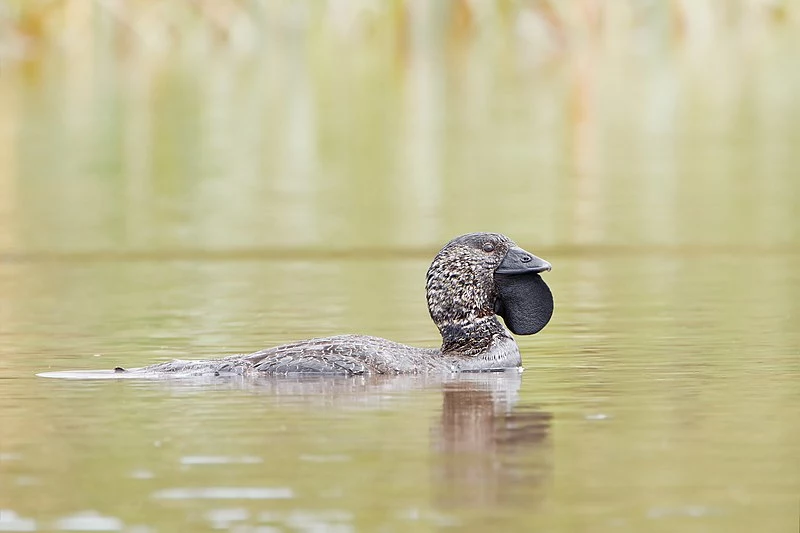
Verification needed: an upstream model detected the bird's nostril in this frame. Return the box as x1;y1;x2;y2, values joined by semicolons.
521;255;531;263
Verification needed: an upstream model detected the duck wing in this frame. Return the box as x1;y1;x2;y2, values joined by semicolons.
246;335;439;375
126;335;440;376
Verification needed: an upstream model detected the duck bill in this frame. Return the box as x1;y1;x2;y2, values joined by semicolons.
493;246;554;335
495;246;552;275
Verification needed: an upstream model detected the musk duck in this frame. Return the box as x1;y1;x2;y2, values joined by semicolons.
118;232;553;376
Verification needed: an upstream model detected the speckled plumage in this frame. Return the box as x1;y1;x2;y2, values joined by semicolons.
127;233;550;377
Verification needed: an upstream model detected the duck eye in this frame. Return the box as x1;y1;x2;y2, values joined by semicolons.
482;242;495;252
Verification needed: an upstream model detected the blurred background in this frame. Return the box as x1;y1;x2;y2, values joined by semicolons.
0;2;798;533
0;0;797;252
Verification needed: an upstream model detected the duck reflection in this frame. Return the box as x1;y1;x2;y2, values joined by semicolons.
44;368;552;509
432;373;553;508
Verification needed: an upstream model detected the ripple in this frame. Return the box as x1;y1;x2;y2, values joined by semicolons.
647;505;721;519
54;511;123;531
129;470;154;480
153;488;293;500
299;454;350;463
0;510;36;532
180;456;262;465
206;508;250;522
37;370;142;380
206;508;251;529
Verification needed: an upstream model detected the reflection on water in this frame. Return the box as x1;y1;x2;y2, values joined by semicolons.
434;379;552;509
1;1;799;532
1;371;548;532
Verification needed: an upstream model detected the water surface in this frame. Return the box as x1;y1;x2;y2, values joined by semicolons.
1;3;799;532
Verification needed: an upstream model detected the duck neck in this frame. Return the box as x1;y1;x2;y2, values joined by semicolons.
437;315;509;356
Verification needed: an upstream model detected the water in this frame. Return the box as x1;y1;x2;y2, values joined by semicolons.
1;4;799;532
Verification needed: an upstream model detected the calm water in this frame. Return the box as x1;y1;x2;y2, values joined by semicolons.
1;4;799;532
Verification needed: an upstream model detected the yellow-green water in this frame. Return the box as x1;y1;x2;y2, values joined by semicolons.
1;3;799;532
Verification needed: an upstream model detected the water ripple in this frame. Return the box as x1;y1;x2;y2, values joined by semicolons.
153;488;293;500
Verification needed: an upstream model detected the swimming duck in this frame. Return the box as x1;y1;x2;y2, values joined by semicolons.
123;232;553;376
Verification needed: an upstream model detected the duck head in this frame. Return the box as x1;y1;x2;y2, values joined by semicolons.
426;233;553;354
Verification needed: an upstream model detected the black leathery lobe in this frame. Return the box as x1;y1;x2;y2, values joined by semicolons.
494;273;553;335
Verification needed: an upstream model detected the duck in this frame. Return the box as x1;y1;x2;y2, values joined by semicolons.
118;232;553;376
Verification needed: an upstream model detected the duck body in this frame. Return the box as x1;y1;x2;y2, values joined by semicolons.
120;233;553;377
137;334;522;376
